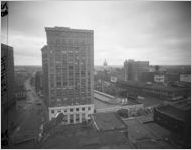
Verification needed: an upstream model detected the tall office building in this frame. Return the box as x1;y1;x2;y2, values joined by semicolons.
124;59;149;81
41;27;94;124
1;44;16;136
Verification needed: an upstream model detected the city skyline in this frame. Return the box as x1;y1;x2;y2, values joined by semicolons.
1;1;191;66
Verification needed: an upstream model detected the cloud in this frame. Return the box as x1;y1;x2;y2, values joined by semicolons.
2;1;191;66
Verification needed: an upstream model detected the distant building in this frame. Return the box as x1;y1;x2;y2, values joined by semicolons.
154;74;165;83
15;87;27;100
180;74;191;83
165;73;180;83
35;71;43;95
1;44;16;139
154;100;191;148
102;59;111;73
116;80;190;100
110;67;124;82
124;59;149;82
14;70;28;100
103;59;108;68
41;27;94;123
140;72;155;83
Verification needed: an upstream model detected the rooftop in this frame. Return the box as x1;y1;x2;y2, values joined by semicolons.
94;90;141;106
171;99;191;111
156;105;185;121
1;43;13;49
40;123;132;149
93;112;127;131
123;119;156;141
45;26;94;33
143;122;171;139
117;80;189;92
136;140;174;149
123;118;175;148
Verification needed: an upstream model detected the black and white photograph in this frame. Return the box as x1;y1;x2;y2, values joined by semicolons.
1;1;191;149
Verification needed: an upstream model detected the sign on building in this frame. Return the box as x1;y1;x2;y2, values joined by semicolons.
180;74;191;83
154;74;165;83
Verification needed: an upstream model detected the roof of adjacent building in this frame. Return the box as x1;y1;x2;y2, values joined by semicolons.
136;140;174;149
93;112;127;131
156;104;188;122
171;99;191;111
40;123;132;148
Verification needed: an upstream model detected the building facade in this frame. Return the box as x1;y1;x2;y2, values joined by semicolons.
154;74;165;83
180;74;191;83
35;71;43;96
154;100;191;148
41;27;94;123
1;44;16;138
116;80;190;100
124;59;149;82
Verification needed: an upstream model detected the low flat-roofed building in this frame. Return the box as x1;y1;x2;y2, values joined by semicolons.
136;140;174;149
123;118;176;148
116;80;190;100
92;112;127;131
94;90;144;113
123;119;156;143
180;73;191;83
154;100;191;148
143;122;171;139
40;122;133;148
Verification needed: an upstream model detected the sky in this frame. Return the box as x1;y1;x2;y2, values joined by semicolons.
1;1;191;66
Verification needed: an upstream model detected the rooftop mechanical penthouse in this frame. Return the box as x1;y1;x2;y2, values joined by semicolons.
41;27;94;124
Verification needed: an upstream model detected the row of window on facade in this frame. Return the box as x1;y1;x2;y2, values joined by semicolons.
51;106;92;114
49;63;90;71
50;98;92;106
52;91;91;97
50;77;91;87
59;113;91;124
48;38;92;46
48;46;91;55
49;60;90;68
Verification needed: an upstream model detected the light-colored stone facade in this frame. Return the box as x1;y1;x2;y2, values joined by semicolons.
48;104;94;123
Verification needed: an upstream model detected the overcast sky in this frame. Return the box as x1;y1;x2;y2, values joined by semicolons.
1;1;191;66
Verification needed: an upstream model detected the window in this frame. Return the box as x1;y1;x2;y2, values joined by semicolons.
76;108;79;111
69;66;73;70
70;108;73;112
63;82;67;86
64;109;67;112
76;114;80;118
51;110;54;114
63;115;68;122
82;113;86;121
70;114;74;123
56;82;62;87
82;107;85;111
88;107;91;111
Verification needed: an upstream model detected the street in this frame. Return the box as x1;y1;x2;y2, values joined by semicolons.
10;78;47;148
